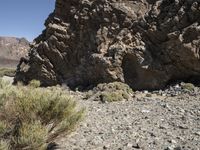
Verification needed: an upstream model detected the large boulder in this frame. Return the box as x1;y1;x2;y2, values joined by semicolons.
14;0;200;90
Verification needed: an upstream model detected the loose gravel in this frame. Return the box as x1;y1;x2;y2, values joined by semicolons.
57;85;200;150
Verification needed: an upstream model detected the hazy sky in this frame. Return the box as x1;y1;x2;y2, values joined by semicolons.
0;0;55;41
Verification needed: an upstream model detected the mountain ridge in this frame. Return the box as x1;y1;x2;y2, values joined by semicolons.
0;36;29;67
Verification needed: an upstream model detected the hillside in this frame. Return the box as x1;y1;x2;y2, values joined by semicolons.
0;36;29;67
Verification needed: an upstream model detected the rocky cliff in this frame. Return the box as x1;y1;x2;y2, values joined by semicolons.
15;0;200;90
0;37;29;67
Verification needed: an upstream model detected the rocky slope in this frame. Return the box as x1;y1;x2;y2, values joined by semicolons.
15;0;200;90
0;36;29;67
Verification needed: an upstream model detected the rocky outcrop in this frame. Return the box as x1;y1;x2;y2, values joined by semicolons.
0;37;29;67
15;0;200;90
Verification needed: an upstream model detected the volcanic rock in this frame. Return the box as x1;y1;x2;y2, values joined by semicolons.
15;0;200;90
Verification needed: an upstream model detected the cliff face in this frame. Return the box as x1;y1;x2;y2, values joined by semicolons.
0;37;29;67
15;0;200;90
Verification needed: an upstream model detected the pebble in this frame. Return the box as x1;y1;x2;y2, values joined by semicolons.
144;90;149;94
126;143;133;148
195;132;200;136
141;109;150;113
174;146;182;150
57;82;200;150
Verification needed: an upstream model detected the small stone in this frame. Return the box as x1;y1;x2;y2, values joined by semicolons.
150;132;156;137
195;132;200;136
178;125;188;129
126;126;132;130
132;143;140;149
176;136;184;141
159;125;167;129
175;84;180;88
99;132;104;135
146;93;152;97
126;143;132;148
168;139;177;144
103;145;109;149
164;146;174;150
144;90;149;94
141;109;150;113
174;146;182;150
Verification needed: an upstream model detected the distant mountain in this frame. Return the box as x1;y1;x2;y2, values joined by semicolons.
0;36;30;67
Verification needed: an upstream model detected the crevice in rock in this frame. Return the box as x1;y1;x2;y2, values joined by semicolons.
122;53;138;89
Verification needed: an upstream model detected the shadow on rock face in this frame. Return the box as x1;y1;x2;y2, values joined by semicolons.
122;53;168;90
122;54;138;89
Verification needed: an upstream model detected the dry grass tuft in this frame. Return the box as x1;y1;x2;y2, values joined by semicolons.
0;80;84;150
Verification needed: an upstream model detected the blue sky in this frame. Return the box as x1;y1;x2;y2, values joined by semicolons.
0;0;55;41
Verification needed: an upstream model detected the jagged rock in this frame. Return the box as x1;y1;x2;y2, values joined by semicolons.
14;0;200;90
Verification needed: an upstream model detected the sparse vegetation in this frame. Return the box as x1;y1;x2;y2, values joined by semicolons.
0;140;9;150
0;79;84;150
29;79;41;88
0;68;15;77
86;82;133;102
95;82;133;93
181;83;195;91
101;91;127;102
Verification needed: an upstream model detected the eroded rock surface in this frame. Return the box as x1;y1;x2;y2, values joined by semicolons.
15;0;200;90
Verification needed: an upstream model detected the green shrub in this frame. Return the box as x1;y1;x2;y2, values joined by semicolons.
13;121;48;150
101;91;124;102
96;82;133;94
0;122;7;135
29;80;41;88
0;80;84;150
86;82;133;102
0;140;9;150
181;83;195;91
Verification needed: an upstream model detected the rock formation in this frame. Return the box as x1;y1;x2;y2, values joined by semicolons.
15;0;200;90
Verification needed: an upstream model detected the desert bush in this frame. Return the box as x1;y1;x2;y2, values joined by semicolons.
95;82;133;94
181;83;195;91
0;140;9;150
29;80;41;88
0;68;15;77
86;82;133;102
0;80;84;150
101;91;125;102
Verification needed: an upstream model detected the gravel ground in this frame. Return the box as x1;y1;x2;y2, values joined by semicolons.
1;77;199;150
57;85;200;150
